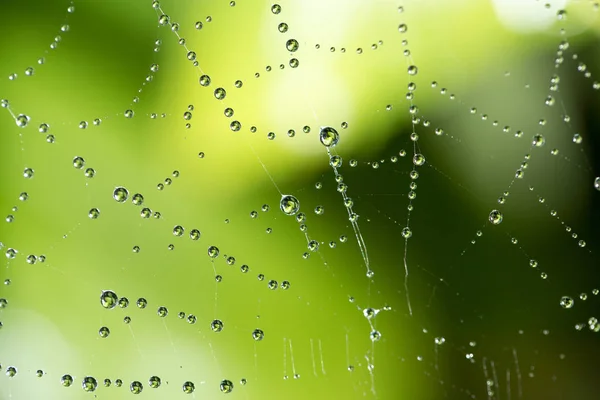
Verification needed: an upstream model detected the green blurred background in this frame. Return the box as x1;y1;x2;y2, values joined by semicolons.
1;0;600;399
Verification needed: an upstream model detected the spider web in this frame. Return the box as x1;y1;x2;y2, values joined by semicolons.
0;0;599;399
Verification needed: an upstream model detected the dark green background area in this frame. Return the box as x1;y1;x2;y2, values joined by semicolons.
1;1;600;399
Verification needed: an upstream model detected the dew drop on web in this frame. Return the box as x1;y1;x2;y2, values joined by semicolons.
319;126;339;147
489;210;503;225
280;194;300;215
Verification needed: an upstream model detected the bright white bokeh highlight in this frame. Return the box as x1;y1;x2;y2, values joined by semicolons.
491;0;569;33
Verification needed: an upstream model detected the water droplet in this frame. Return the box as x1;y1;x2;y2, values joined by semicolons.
88;208;100;219
363;308;376;319
401;227;412;239
199;75;211;87
70;157;85;170
211;319;224;332
172;225;184;237
149;376;161;388
252;328;264;341
214;87;226;100
208;246;220;258
267;279;277;289
559;296;574;309
413;153;425;166
220;379;234;393
157;306;169;317
271;4;281;14
138;208;150;219
113;187;129;203
22;167;34;178
15;114;30;128
188;228;200;240
280;195;300;215
370;330;382;341
407;65;418;75
61;374;73;387
136;298;147;309
308;240;319;252
329;155;342;167
182;381;195;393
319;127;339;147
286;39;299;52
100;290;118;309
158;14;170;25
489;210;503;225
5;248;17;259
97;325;110;338
130;381;143;394
533;134;545;147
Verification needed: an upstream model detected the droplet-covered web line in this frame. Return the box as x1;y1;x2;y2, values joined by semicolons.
1;0;600;399
397;14;423;317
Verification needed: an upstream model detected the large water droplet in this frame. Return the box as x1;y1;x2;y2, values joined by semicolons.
113;187;129;203
280;195;300;215
220;379;234;393
560;296;574;309
286;39;299;52
61;374;73;387
214;87;226;100
82;376;98;392
319;126;339;147
413;153;425;166
130;381;143;394
149;376;161;388
252;328;264;341
211;319;224;332
182;381;195;393
15;114;30;127
489;210;503;225
100;290;118;309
